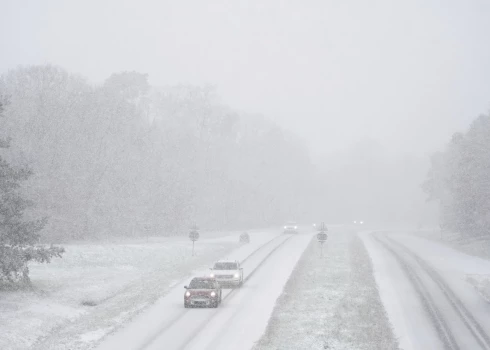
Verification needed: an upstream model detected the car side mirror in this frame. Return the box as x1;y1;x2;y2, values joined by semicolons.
184;286;188;289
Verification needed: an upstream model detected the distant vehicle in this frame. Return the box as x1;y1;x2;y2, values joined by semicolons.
283;221;298;233
210;260;243;288
184;277;222;308
239;232;250;243
353;220;365;225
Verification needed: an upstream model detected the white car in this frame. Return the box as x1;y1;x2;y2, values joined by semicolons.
210;260;243;288
283;221;298;233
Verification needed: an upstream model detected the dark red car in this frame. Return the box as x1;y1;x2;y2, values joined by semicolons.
184;277;222;308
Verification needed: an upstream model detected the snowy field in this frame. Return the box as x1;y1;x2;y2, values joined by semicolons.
0;230;275;350
255;227;398;350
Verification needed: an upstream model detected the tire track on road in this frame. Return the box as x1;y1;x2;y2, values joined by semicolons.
374;233;490;350
179;233;301;350
384;235;490;350
373;234;459;350
139;234;293;350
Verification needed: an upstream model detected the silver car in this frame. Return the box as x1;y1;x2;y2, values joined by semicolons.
283;221;298;233
210;260;243;288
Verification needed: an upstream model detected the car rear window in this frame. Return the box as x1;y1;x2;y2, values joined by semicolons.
189;279;215;289
213;262;238;270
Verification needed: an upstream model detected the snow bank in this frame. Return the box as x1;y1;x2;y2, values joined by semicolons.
466;274;490;303
415;229;490;261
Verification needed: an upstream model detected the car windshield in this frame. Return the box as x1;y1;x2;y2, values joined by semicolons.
213;262;238;270
286;222;296;226
189;279;215;289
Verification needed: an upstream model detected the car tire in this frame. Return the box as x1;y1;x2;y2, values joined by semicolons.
184;303;189;308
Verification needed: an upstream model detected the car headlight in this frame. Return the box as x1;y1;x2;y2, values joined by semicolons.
294;226;297;229
353;221;357;224
210;273;215;278
185;291;191;297
234;273;239;278
360;221;364;224
284;226;287;229
210;291;216;297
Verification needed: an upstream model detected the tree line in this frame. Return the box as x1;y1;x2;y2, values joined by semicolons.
0;65;314;243
0;97;64;282
424;113;490;237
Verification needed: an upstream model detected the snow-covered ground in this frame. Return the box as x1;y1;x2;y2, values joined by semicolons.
97;231;313;350
255;227;398;350
361;231;490;350
467;274;490;303
415;228;490;261
0;230;276;350
414;229;490;310
8;227;488;350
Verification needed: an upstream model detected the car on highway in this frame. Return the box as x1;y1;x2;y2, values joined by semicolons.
283;221;298;233
239;231;250;243
210;259;243;288
184;277;222;308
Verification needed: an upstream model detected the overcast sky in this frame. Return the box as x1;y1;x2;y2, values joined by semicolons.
2;0;490;158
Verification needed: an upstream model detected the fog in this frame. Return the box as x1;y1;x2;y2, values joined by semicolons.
1;0;490;235
3;0;490;154
3;3;490;350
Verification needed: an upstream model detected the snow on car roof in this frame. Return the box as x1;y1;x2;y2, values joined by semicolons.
216;259;238;263
193;276;216;281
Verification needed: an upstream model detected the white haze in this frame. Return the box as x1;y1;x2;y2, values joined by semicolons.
2;0;490;156
1;0;490;228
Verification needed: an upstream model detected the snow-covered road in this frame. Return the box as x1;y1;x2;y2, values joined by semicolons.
361;231;490;350
97;231;314;350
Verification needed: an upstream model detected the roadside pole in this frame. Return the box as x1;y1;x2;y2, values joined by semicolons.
189;224;200;256
144;223;150;243
316;222;328;257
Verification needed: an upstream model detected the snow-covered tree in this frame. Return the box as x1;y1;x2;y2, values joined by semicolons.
425;113;490;237
0;98;64;283
0;65;316;239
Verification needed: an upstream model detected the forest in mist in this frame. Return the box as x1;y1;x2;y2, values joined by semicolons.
424;114;490;237
1;64;478;242
0;65;314;240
